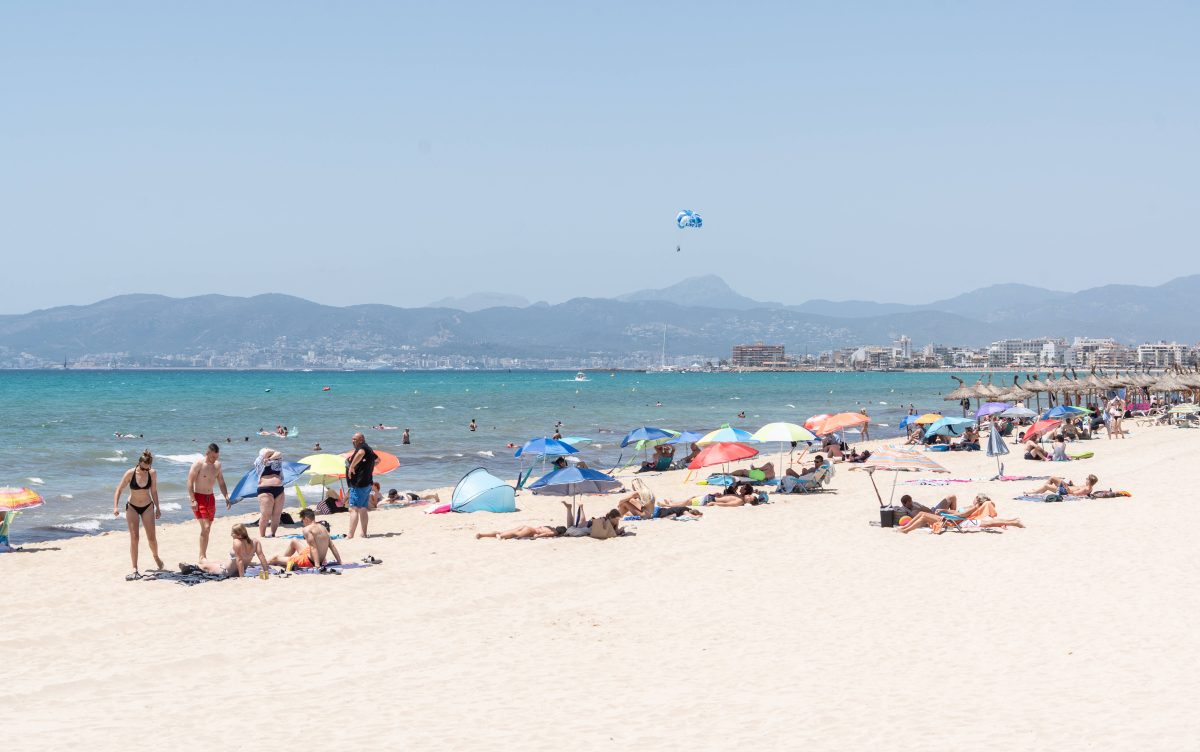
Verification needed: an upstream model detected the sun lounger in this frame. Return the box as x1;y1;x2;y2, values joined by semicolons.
781;464;834;493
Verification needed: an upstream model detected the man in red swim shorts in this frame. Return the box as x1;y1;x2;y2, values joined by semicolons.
187;443;230;560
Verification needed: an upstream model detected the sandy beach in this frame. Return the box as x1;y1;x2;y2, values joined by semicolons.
4;424;1199;751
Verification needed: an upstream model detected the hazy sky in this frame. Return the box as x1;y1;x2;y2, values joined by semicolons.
3;2;1197;314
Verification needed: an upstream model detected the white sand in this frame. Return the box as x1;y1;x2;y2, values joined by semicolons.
4;424;1199;750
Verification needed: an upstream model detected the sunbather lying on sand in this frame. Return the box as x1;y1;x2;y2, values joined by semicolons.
614;479;703;518
1027;474;1098;496
731;462;775;481
704;482;767;507
475;525;566;540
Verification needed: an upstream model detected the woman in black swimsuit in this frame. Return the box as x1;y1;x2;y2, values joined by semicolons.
255;448;286;538
112;449;164;578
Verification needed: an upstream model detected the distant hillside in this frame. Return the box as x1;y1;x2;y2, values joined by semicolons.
2;274;1198;362
427;292;530;312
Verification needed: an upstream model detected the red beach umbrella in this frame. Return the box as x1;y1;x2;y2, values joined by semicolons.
804;414;831;431
1023;419;1062;443
687;442;758;470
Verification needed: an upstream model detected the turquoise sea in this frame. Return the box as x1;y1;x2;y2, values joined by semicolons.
0;369;996;543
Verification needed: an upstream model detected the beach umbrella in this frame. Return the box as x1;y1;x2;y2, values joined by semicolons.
986;423;1010;477
913;413;943;425
849;447;949;506
0;487;44;511
1168;403;1200;414
299;453;351;477
687;442;758;471
924;416;975;438
620;426;673;448
665;430;707;445
1001;405;1037;419
803;414;831;431
341;450;399;475
697;425;757;444
813;412;870;436
898;414;922;430
514;437;578;458
752;422;818;473
528;466;623;497
945;377;975;415
751;422;818;444
1044;405;1091;419
1023;418;1062;443
631;429;680;451
974;402;1010;419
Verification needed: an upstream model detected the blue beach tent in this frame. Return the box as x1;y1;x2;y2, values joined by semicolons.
451;468;517;513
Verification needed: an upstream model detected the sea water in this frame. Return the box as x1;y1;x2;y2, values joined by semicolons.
0;369;998;543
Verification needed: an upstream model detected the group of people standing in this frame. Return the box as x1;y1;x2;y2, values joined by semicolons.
111;432;380;580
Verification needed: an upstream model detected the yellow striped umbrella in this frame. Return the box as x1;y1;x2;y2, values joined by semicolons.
0;487;45;511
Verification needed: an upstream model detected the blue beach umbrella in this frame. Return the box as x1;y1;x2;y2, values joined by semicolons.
666;430;707;445
528;466;623;497
986;423;1010;478
621;426;673;448
898;414;922;430
558;436;593;447
514;437;579;458
1044;405;1091;420
924;416;976;438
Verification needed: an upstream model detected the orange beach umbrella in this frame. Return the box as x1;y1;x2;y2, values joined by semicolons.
0;487;44;511
813;412;870;435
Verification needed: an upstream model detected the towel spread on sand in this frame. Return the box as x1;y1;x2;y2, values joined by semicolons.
1013;494;1088;502
900;479;973;486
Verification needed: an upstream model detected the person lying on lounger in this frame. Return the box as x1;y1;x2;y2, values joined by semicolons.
475;525;566;540
181;523;270;578
614;480;702;519
731;461;775;481
897;493;957;517
899;495;1022;533
1026;474;1099;497
786;455;825;479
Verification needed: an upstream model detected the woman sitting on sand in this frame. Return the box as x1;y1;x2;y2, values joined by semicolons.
476;525;566;540
112;449;164;579
1027;474;1099;497
182;523;270;578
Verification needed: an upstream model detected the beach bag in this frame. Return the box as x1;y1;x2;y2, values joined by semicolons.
1045;494;1063;503
590;518;617;540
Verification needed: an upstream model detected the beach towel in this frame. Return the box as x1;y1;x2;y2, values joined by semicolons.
377;498;437;510
281;532;346;540
424;503;453;514
998;474;1051;482
900;479;973;486
1013;494;1087;502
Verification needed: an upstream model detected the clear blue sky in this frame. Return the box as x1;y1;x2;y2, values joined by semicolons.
2;2;1197;313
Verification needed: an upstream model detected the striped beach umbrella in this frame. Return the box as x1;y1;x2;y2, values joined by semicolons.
0;487;44;511
850;447;949;506
697;425;756;444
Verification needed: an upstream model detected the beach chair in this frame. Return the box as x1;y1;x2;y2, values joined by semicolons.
782;463;835;494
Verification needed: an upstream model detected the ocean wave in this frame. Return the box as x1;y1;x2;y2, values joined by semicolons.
160;453;204;465
27;477;44;485
100;455;126;462
476;450;494;458
433;405;444;409
55;519;101;532
58;494;74;500
160;502;182;512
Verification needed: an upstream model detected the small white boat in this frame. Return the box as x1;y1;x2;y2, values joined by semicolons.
575;372;589;382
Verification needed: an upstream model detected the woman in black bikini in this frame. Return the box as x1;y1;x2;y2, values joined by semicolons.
112;449;164;578
255;448;286;538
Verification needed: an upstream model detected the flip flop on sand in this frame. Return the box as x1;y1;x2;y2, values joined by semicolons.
124;570;141;581
361;555;382;565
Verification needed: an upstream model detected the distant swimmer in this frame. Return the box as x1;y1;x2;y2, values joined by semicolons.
469;419;477;432
402;428;411;445
323;386;331;392
737;411;746;419
312;443;322;452
115;432;143;439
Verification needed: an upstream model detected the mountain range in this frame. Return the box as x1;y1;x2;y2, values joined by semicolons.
2;274;1198;363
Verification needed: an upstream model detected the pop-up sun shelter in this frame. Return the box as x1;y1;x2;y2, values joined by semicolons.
451;468;516;513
